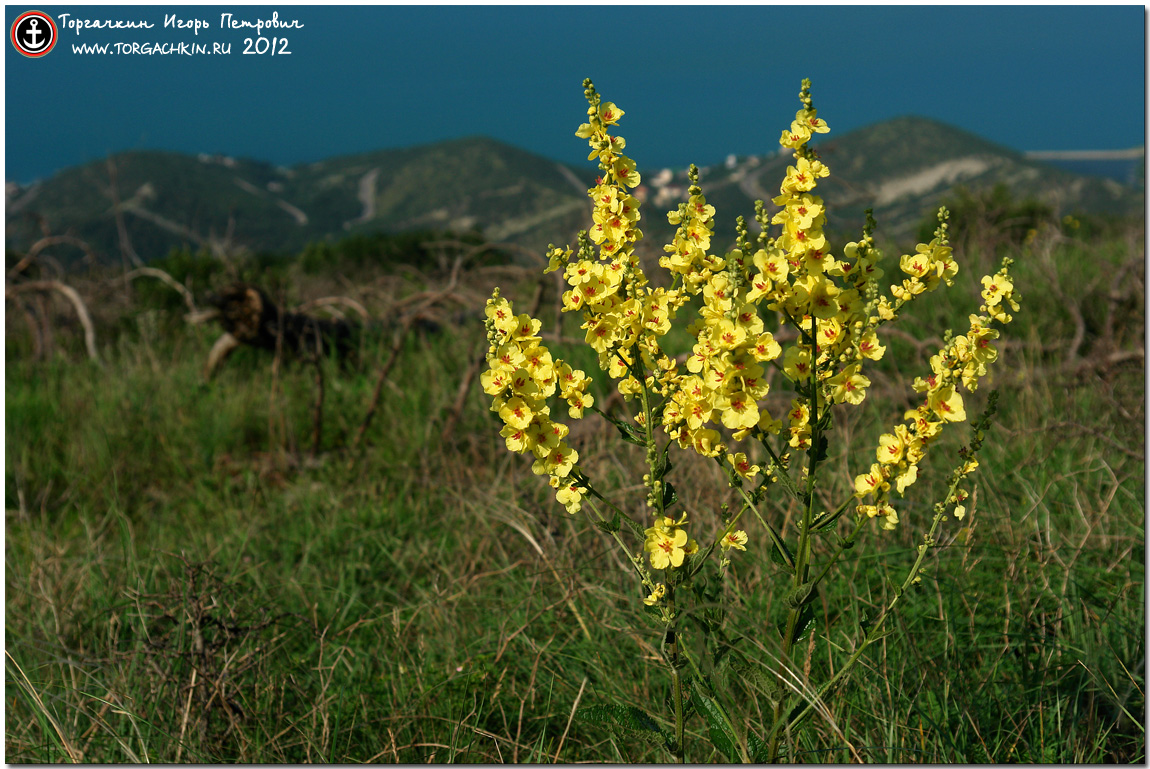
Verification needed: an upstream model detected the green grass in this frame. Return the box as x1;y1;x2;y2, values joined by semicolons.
5;231;1145;762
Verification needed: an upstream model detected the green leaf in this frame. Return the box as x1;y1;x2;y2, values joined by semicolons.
779;604;816;646
811;433;829;463
696;693;741;763
748;732;772;763
769;538;796;571
577;704;668;746
592;406;647;447
784;581;814;609
661;482;678;511
593;510;621;535
742;665;783;704
615;420;646;446
618;512;646;540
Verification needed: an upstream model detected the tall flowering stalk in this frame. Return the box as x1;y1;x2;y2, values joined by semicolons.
484;78;1019;762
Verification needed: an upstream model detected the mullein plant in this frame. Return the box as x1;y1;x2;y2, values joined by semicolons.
483;79;1019;762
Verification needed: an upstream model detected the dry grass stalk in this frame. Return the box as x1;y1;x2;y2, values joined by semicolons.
6;650;84;762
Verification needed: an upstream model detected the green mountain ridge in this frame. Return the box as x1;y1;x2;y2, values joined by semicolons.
672;116;1143;246
6;118;1143;266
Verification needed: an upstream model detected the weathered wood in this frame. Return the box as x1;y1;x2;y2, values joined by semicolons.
193;283;360;378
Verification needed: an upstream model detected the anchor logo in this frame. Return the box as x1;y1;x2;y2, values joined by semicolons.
11;10;57;57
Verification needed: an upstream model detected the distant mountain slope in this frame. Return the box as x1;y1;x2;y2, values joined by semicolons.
5;137;599;264
6;118;1143;266
647;116;1144;247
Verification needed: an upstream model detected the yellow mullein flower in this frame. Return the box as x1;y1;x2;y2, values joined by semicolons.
555;480;583;514
527;419;567;458
486;296;516;333
719;390;759;431
757;406;783;434
899;250;932;280
612;156;640;188
498;396;536;431
644;518;689;570
728;452;760;481
878;503;899;530
751;332;782;362
854;463;886;498
643;583;666;606
780;156;826;194
828;363;870;405
928;385;966;423
598;101;624;125
980;273;1013;307
481;367;512;397
783;345;813;382
876;429;907;465
714;318;747;350
796;107;830;134
500;423;532;454
691;428;723;458
894;463;919;494
532;442;578;478
782;120;812;148
720;530;749;552
858;329;886;361
817;316;845;349
788;193;824;229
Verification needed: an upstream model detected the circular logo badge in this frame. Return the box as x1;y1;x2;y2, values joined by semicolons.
11;10;57;57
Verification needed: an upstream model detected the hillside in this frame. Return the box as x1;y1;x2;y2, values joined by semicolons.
4;137;599;264
5;117;1144;266
649;116;1144;247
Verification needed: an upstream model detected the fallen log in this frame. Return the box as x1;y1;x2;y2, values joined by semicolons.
188;282;360;379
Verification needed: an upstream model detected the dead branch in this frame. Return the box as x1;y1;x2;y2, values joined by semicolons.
106;156;146;270
351;254;470;457
268;293;287;457
205;332;242;379
528;277;546;318
440;334;487;444
1102;255;1144;355
10;299;43;359
307;324;326;460
5;280;101;365
350;316;414;455
7;235;98;280
123;267;198;312
195;284;361;378
878;325;944;358
292;295;371;324
419;238;547;268
34;294;54;357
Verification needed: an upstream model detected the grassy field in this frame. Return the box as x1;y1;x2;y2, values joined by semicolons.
5;224;1145;762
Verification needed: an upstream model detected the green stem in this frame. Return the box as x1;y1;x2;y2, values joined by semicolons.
768;313;820;762
764;502;948;749
809;493;857;533
580;496;653;589
805;514;865;594
668;622;685;763
732;483;795;572
755;430;804;504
